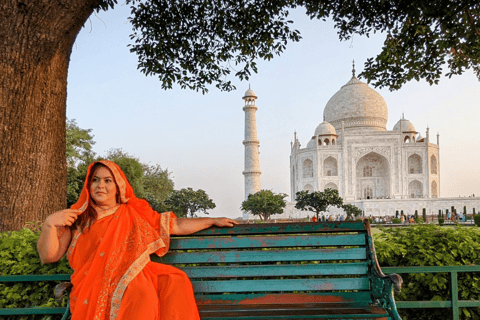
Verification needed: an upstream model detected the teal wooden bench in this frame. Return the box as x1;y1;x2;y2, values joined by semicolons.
1;220;402;319
0;274;70;318
153;220;403;320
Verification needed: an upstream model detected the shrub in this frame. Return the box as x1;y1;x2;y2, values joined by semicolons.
0;227;72;319
438;217;445;226
474;215;480;227
374;225;480;320
392;218;402;224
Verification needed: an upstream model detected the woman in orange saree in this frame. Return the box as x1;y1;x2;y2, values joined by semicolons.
37;160;237;320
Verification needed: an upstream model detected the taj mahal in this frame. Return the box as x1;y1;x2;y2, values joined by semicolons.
241;69;480;220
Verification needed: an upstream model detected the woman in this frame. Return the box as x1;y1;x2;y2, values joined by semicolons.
37;160;237;320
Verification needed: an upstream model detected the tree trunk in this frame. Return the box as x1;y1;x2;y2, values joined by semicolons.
0;0;96;231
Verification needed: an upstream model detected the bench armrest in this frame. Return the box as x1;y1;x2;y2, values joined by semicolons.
364;220;403;320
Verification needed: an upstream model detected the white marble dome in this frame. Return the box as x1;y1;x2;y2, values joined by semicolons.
243;88;257;99
314;121;337;136
307;138;316;149
393;118;416;132
323;76;388;132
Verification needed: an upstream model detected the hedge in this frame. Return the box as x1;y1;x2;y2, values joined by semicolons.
3;224;480;320
373;224;480;320
0;227;72;320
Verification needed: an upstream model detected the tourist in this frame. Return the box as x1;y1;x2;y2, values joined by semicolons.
37;160;237;320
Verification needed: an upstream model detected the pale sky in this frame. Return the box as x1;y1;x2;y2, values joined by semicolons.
67;4;480;219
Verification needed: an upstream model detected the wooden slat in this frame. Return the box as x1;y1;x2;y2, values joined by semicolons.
157;247;366;264
0;275;71;282
181;262;368;279
195;292;373;306
199;303;390;318
191;277;370;293
180;222;366;237
0;307;66;315
170;233;366;250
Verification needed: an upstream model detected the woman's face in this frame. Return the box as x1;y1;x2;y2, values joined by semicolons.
90;166;118;207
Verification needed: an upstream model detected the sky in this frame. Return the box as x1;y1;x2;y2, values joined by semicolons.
66;4;480;219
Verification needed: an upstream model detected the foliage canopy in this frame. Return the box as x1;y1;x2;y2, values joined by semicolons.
164;187;216;218
65;122;174;209
123;0;480;93
241;190;288;221
295;188;343;220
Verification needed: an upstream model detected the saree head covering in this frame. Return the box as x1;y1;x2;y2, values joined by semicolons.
67;160;182;320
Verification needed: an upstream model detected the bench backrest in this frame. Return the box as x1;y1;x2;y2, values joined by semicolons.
153;221;375;306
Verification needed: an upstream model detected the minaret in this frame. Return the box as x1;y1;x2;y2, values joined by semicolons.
242;86;261;219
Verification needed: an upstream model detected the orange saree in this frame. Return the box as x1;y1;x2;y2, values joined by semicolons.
67;160;200;320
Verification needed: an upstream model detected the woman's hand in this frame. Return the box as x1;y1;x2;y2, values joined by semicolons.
37;209;80;264
172;217;239;235
44;209;81;228
211;218;238;228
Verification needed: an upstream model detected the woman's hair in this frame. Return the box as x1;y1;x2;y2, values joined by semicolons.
71;162;120;232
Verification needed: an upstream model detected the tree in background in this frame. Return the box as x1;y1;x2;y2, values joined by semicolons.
240;190;287;222
66;119;96;207
342;203;363;220
66;122;174;209
105;149;174;211
164;188;216;218
2;0;479;230
105;149;147;198
295;189;343;221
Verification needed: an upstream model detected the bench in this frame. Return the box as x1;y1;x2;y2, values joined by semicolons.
1;220;403;319
0;274;70;318
153;220;403;319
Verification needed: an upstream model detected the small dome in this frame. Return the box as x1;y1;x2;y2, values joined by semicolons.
314;121;337;136
307;138;316;149
243;87;257;99
323;76;388;132
393;118;416;132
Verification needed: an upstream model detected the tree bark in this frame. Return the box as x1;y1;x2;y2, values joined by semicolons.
0;0;96;231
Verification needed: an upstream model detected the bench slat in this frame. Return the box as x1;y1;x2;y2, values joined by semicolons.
181;262;368;279
0;307;67;315
170;234;366;250
157;247;366;264
184;222;366;237
195;292;373;306
0;275;71;282
191;277;370;293
199;304;390;318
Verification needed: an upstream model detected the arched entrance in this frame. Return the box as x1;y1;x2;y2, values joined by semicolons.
356;152;390;199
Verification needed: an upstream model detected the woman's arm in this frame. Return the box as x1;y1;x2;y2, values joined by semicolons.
37;209;80;263
171;217;238;235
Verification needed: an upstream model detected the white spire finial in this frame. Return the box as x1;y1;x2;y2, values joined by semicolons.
352;60;356;77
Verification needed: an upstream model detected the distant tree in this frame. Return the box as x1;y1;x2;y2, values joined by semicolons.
240;190;288;222
66;119;97;207
164;188;216;218
105;149;174;210
342;204;363;219
142;164;175;212
106;149;146;197
295;189;343;220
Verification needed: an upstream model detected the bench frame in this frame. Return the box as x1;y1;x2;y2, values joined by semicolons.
0;220;403;319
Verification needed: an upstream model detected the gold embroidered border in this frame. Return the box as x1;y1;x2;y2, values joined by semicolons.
96;205;121;221
67;228;82;259
109;238;166;320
